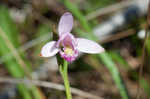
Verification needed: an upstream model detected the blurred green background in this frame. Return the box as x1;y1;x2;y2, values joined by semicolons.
0;0;149;99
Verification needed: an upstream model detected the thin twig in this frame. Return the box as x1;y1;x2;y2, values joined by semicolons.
136;30;148;99
137;1;150;98
86;0;135;20
0;77;103;99
99;29;135;44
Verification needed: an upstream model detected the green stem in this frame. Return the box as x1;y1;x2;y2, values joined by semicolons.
59;60;72;99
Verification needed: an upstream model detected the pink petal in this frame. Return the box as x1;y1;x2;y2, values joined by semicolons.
62;33;76;49
41;41;59;57
57;33;76;49
76;38;105;54
58;12;73;36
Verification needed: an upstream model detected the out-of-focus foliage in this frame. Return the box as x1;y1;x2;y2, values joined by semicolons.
0;6;42;99
0;0;150;99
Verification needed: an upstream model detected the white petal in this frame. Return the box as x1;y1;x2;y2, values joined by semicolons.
76;38;105;54
41;41;59;57
58;12;73;36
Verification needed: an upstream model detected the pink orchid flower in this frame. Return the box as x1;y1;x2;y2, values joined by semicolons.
41;12;104;62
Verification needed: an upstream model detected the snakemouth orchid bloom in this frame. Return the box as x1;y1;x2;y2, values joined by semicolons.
40;12;105;62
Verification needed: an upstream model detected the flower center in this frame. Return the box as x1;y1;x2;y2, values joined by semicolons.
64;47;74;56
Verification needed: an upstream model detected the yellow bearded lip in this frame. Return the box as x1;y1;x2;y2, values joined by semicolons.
64;47;74;56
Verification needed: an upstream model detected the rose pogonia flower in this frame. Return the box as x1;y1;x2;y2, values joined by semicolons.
41;12;104;62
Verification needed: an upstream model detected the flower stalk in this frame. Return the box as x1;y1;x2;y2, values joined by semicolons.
59;59;72;99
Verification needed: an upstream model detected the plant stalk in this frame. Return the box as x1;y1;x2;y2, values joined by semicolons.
59;60;72;99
